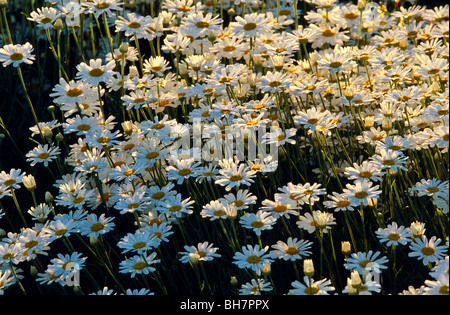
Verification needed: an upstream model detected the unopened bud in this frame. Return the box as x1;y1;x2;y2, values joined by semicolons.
341;241;351;256
121;121;134;136
0;0;8;9
56;133;64;143
119;42;129;54
30;265;39;277
89;233;99;246
351;271;362;289
23;174;37;191
357;0;366;11
303;259;315;277
54;18;64;30
364;115;374;128
189;253;200;265
42;126;53;139
45;191;54;204
261;263;271;276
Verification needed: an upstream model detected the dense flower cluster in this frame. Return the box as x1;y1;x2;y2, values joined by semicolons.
0;0;448;295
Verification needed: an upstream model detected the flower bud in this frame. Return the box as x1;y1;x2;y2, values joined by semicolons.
189;253;200;265
303;259;315;277
121;121;134;136
350;271;362;289
56;132;64;143
23;174;37;191
54;18;64;31
119;42;129;55
89;233;99;246
0;0;8;9
341;241;351;256
261;263;271;276
45;191;54;204
357;0;366;11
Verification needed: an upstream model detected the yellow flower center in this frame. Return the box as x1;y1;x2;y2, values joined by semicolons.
307;118;319;124
178;168;192;176
72;196;85;204
151;123;165;129
321;29;335;37
195;21;210;28
169;205;182;212
195;251;207;258
218;77;232;83
133;261;148;270
233;200;244;207
273;205;288;213
344;12;359;20
329;61;342;68
146;152;159;159
251;221;264;228
421;247;435;256
66;88;83;97
177;5;191;12
388;233;401;241
37;152;50;159
439;285;449;295
250;164;261;171
246;255;261;264
2;253;14;260
95;2;110;9
426;187;440;193
55;229;68;236
229;174;243;182
359;171;373;178
304;286;320;295
96;136;110;144
123;169;135;176
128;21;142;29
223;45;237;52
127;202;140;209
9;52;24;61
40;17;53;24
358;259;372;268
336;200;351;207
214;210;226;216
354;191;368;199
427;69;440;75
88;68;105;77
24;240;38;249
151;191;165;200
285;247;300;255
389;145;402;150
133;242;147;249
77;124;91;131
4;179;16;186
372;134;384;141
268;80;282;87
90;222;105;232
243;22;257;31
382;159;395;166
